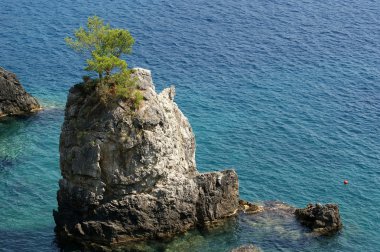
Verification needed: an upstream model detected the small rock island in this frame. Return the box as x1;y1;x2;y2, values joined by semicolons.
54;16;342;251
54;68;239;249
295;203;342;235
0;67;41;117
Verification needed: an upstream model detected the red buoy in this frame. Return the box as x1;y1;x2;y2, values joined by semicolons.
344;180;348;185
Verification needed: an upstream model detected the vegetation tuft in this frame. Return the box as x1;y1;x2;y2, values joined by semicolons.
66;16;143;109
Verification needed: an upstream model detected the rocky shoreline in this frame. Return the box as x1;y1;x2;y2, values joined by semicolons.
0;67;41;117
54;68;342;251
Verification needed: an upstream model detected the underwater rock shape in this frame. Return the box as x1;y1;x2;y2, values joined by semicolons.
0;67;41;117
295;203;342;235
54;68;239;249
231;244;263;252
238;199;263;214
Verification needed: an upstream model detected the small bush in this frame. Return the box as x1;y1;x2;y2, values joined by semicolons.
66;16;141;110
91;70;143;109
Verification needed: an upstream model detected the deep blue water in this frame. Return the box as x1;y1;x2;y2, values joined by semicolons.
1;0;379;251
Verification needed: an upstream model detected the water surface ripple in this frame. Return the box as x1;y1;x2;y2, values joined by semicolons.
0;0;379;251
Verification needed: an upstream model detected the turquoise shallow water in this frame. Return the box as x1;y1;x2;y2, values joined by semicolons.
1;0;379;251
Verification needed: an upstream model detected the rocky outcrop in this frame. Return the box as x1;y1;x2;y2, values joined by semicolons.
54;68;239;249
295;203;342;234
0;67;40;117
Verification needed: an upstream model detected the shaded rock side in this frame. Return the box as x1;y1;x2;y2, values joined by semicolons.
54;68;239;248
0;67;40;117
295;203;342;234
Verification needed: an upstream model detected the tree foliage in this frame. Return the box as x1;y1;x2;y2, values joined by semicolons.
66;16;142;109
86;53;127;78
65;16;134;78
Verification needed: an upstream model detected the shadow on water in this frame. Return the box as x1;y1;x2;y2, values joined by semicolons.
0;155;16;172
0;226;58;252
0;114;36;136
0;115;36;172
0;109;63;173
0;108;64;135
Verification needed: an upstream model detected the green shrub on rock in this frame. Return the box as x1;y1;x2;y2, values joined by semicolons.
66;16;142;109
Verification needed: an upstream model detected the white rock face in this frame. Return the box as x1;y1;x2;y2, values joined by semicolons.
54;68;239;249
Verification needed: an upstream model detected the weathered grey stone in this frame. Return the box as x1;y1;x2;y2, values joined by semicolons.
54;68;239;249
294;203;342;235
0;67;41;117
231;244;263;252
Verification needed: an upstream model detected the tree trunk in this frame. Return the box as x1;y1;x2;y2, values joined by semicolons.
105;69;111;77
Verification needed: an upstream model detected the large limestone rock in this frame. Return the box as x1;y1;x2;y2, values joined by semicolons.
0;67;40;117
54;68;239;249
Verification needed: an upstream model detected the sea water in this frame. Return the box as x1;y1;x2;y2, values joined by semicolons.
0;0;379;251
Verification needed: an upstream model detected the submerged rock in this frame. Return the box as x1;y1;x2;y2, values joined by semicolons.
0;67;41;117
238;199;263;214
294;203;342;235
54;68;239;249
231;244;263;252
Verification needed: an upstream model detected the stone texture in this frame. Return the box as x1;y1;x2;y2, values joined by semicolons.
54;68;239;249
231;244;262;252
294;203;342;234
238;199;263;214
0;67;40;117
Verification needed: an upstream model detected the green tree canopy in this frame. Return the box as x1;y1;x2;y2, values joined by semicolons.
65;16;135;79
86;53;127;78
